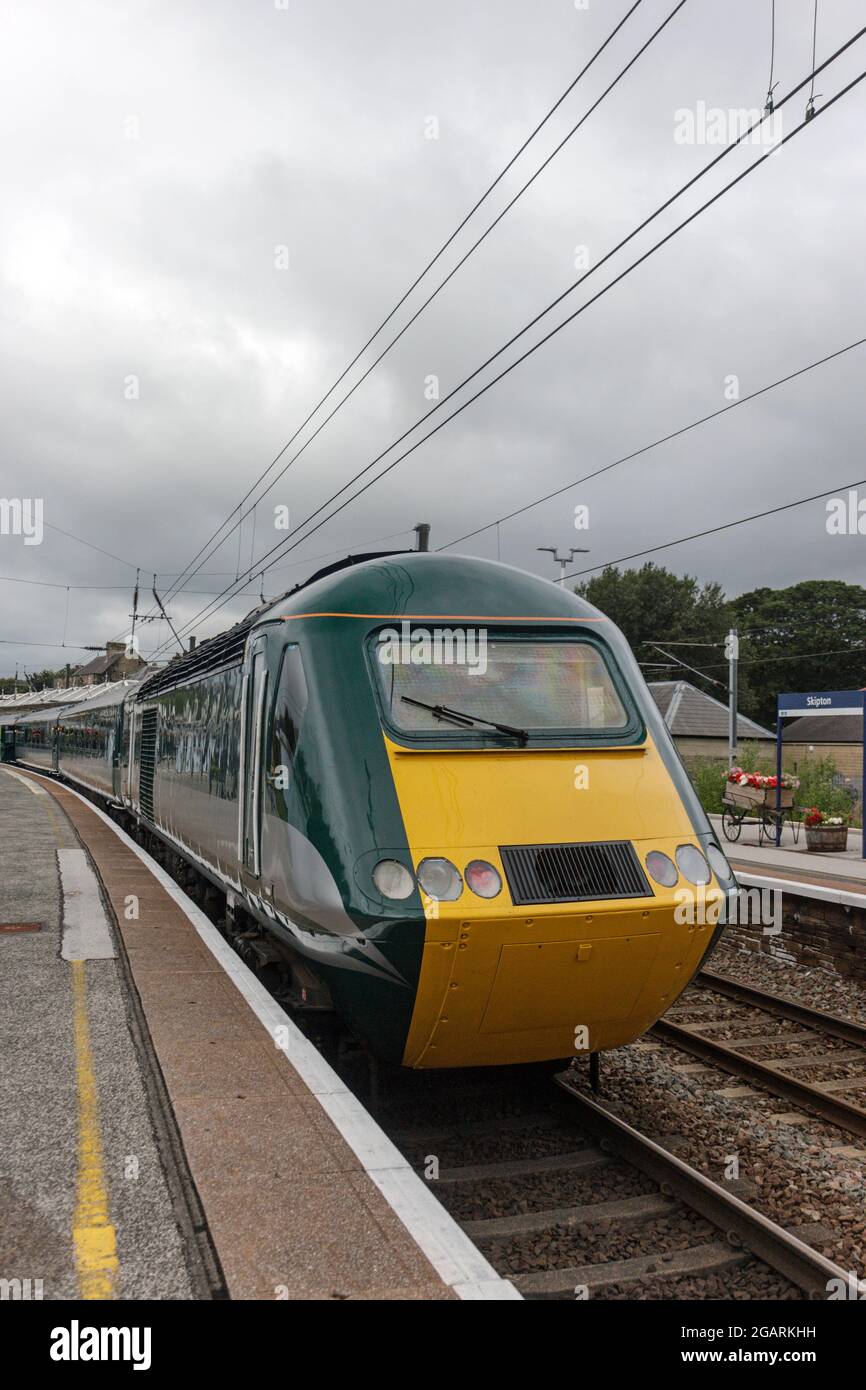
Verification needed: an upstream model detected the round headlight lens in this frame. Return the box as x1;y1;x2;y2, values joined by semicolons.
707;843;731;883
372;859;415;900
464;859;502;899
676;844;711;886
645;850;678;888
417;857;462;901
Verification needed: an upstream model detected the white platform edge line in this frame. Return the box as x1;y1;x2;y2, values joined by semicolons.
736;870;866;910
57;846;117;961
1;766;47;794
19;769;521;1302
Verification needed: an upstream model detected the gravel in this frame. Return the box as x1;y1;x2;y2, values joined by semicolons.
440;1161;656;1222
598;1261;802;1301
376;1060;828;1299
489;1210;721;1274
711;938;866;1024
566;1041;866;1275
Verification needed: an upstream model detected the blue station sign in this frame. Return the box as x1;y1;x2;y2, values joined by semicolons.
777;690;865;718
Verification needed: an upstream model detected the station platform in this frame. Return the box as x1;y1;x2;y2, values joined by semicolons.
0;766;516;1302
709;813;866;897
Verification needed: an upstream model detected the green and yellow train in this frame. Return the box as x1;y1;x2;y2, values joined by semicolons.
11;551;735;1067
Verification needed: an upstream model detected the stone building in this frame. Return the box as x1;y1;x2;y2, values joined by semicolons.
782;713;863;781
68;641;145;688
648;680;775;762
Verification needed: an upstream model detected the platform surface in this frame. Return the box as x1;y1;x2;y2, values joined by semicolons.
709;813;866;893
0;768;194;1299
0;766;490;1301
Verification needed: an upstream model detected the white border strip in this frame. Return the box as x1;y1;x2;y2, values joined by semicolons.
736;869;866;911
58;847;117;961
19;769;520;1302
2;765;47;795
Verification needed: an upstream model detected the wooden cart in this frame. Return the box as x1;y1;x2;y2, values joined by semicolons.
721;781;800;845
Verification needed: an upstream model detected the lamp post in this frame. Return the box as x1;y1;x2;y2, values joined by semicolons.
537;547;589;587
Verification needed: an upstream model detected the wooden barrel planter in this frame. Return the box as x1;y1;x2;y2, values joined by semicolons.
805;823;848;853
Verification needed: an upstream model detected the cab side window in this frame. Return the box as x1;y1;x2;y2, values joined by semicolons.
270;645;308;769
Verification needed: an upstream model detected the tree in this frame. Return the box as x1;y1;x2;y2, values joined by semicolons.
730;580;866;729
0;666;65;695
575;568;866;729
575;563;730;688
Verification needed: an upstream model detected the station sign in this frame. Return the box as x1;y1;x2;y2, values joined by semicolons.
777;689;865;718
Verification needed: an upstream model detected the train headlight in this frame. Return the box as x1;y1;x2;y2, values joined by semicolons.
464;859;502;899
675;844;711;886
417;857;462;901
645;850;678;888
372;859;415;900
707;843;732;883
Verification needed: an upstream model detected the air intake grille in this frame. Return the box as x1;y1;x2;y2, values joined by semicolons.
500;840;651;906
139;709;157;821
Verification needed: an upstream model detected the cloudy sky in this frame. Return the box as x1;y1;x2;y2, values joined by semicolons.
1;0;865;678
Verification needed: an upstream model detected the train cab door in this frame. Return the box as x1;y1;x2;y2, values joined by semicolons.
239;631;310;903
240;633;270;880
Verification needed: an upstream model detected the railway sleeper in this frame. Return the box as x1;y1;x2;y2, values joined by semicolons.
463;1191;677;1242
516;1241;748;1299
434;1148;609;1186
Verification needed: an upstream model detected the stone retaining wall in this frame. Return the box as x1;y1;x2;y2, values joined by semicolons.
722;890;866;984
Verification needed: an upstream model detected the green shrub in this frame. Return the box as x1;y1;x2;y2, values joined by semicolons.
792;756;858;824
684;745;860;827
686;758;726;815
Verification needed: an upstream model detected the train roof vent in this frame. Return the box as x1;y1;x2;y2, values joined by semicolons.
136;610;262;700
500;840;652;906
284;549;412;595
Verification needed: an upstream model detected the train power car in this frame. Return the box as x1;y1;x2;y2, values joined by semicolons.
11;551;736;1068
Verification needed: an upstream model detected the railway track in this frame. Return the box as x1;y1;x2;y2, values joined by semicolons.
89;808;865;1301
374;1064;851;1300
653;970;866;1140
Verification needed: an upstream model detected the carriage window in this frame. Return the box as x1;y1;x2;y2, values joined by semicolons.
372;635;631;738
270;645;309;766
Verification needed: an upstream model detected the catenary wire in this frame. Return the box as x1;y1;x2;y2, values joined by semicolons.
158;0;651;607
149;48;866;656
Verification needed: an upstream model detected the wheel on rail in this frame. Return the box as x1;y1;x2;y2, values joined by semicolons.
721;808;741;842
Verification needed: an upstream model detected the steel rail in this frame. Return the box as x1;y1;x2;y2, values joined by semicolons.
651;1017;866;1140
554;1078;857;1298
697;970;866;1047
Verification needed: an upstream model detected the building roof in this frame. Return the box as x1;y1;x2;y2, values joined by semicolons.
73;651;138;678
648;680;774;741
72;653;115;678
0;667;156;721
783;713;863;744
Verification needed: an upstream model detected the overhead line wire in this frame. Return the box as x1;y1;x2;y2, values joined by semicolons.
149;45;866;656
158;0;651;607
561;475;866;581
148;35;866;658
437;334;866;550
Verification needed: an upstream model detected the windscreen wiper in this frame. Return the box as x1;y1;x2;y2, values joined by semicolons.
401;696;528;744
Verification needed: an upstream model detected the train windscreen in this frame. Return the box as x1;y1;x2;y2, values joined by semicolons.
372;633;630;736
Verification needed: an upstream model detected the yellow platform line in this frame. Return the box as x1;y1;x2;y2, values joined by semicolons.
71;960;119;1299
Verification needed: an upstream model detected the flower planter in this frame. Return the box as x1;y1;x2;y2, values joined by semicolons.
805;824;848;853
725;784;793;809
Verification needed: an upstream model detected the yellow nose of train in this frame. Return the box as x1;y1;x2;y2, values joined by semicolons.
386;735;725;1069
